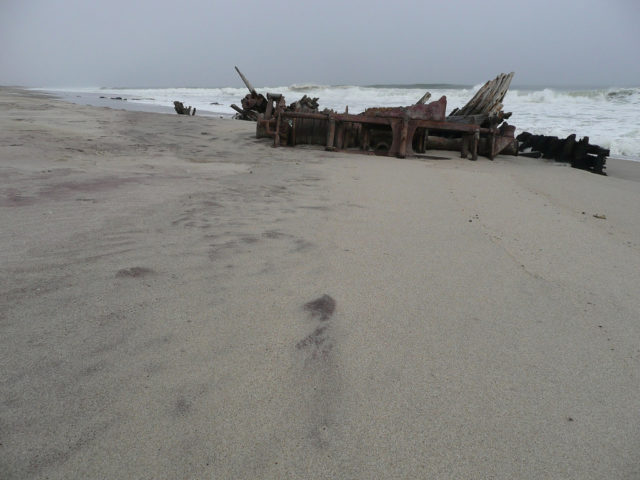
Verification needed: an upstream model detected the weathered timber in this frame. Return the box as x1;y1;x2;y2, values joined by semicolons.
240;92;267;115
232;103;258;121
235;66;257;95
450;72;514;120
520;151;543;158
233;67;327;124
416;91;432;104
289;95;320;111
173;101;196;115
436;73;517;158
232;66;268;120
230;104;244;116
517;131;608;174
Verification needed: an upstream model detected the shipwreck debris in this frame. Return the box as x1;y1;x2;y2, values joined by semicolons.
173;101;196;116
231;66;268;121
448;72;514;127
263;95;502;160
233;70;611;167
238;72;518;160
517;132;608;174
439;72;517;157
416;91;432;105
232;66;326;124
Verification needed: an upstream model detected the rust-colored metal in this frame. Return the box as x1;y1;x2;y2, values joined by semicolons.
265;94;511;160
241;70;518;160
269;96;491;159
487;122;517;159
362;97;447;121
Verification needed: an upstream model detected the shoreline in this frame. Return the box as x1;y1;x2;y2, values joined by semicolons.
25;87;640;170
14;86;640;183
2;86;640;479
28;86;233;117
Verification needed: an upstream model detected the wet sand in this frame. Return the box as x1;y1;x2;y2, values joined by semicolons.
1;87;640;479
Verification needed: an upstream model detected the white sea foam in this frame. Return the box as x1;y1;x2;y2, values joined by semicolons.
38;84;640;158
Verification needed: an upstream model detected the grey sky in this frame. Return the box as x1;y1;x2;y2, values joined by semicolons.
1;0;638;88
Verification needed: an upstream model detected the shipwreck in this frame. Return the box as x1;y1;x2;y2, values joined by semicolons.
230;67;608;174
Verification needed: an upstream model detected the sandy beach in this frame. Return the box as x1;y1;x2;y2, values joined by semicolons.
1;87;640;479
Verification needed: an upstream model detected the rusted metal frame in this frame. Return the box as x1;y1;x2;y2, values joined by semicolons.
277;111;330;148
471;131;480;160
362;128;370;150
459;130;480;161
490;133;515;160
398;117;410;158
478;126;499;160
335;120;357;150
489;130;497;160
336;122;346;150
333;113;402;125
473;125;515;159
446;114;488;125
411;128;427;154
461;135;469;159
412;120;481;133
326;116;336;151
280;111;330;121
404;118;453;157
342;116;399;155
291;118;297;146
322;114;396;153
264;98;274;120
273;113;282;147
257;118;272;137
409;128;430;154
411;120;481;159
276;111;490;160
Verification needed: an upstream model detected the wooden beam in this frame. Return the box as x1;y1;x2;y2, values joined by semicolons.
416;91;432;105
234;66;257;96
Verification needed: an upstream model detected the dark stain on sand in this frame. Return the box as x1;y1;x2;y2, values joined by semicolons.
115;266;155;278
79;359;108;378
296;325;329;349
173;397;192;417
296;295;336;359
1;176;140;206
0;190;37;206
41;176;140;200
23;420;113;477
292;238;314;252
304;294;336;321
296;295;340;448
262;230;286;239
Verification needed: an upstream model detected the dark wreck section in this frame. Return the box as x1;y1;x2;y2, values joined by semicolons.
517;132;608;175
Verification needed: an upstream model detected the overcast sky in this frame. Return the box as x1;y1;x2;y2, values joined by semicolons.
1;0;638;88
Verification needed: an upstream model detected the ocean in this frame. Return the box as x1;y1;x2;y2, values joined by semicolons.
39;84;640;160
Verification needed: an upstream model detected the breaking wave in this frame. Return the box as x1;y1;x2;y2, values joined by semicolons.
288;83;332;92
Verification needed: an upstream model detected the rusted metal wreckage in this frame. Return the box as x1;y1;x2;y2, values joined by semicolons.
232;67;518;160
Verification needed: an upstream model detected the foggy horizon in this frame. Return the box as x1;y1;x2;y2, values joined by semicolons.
27;79;639;91
2;0;639;89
